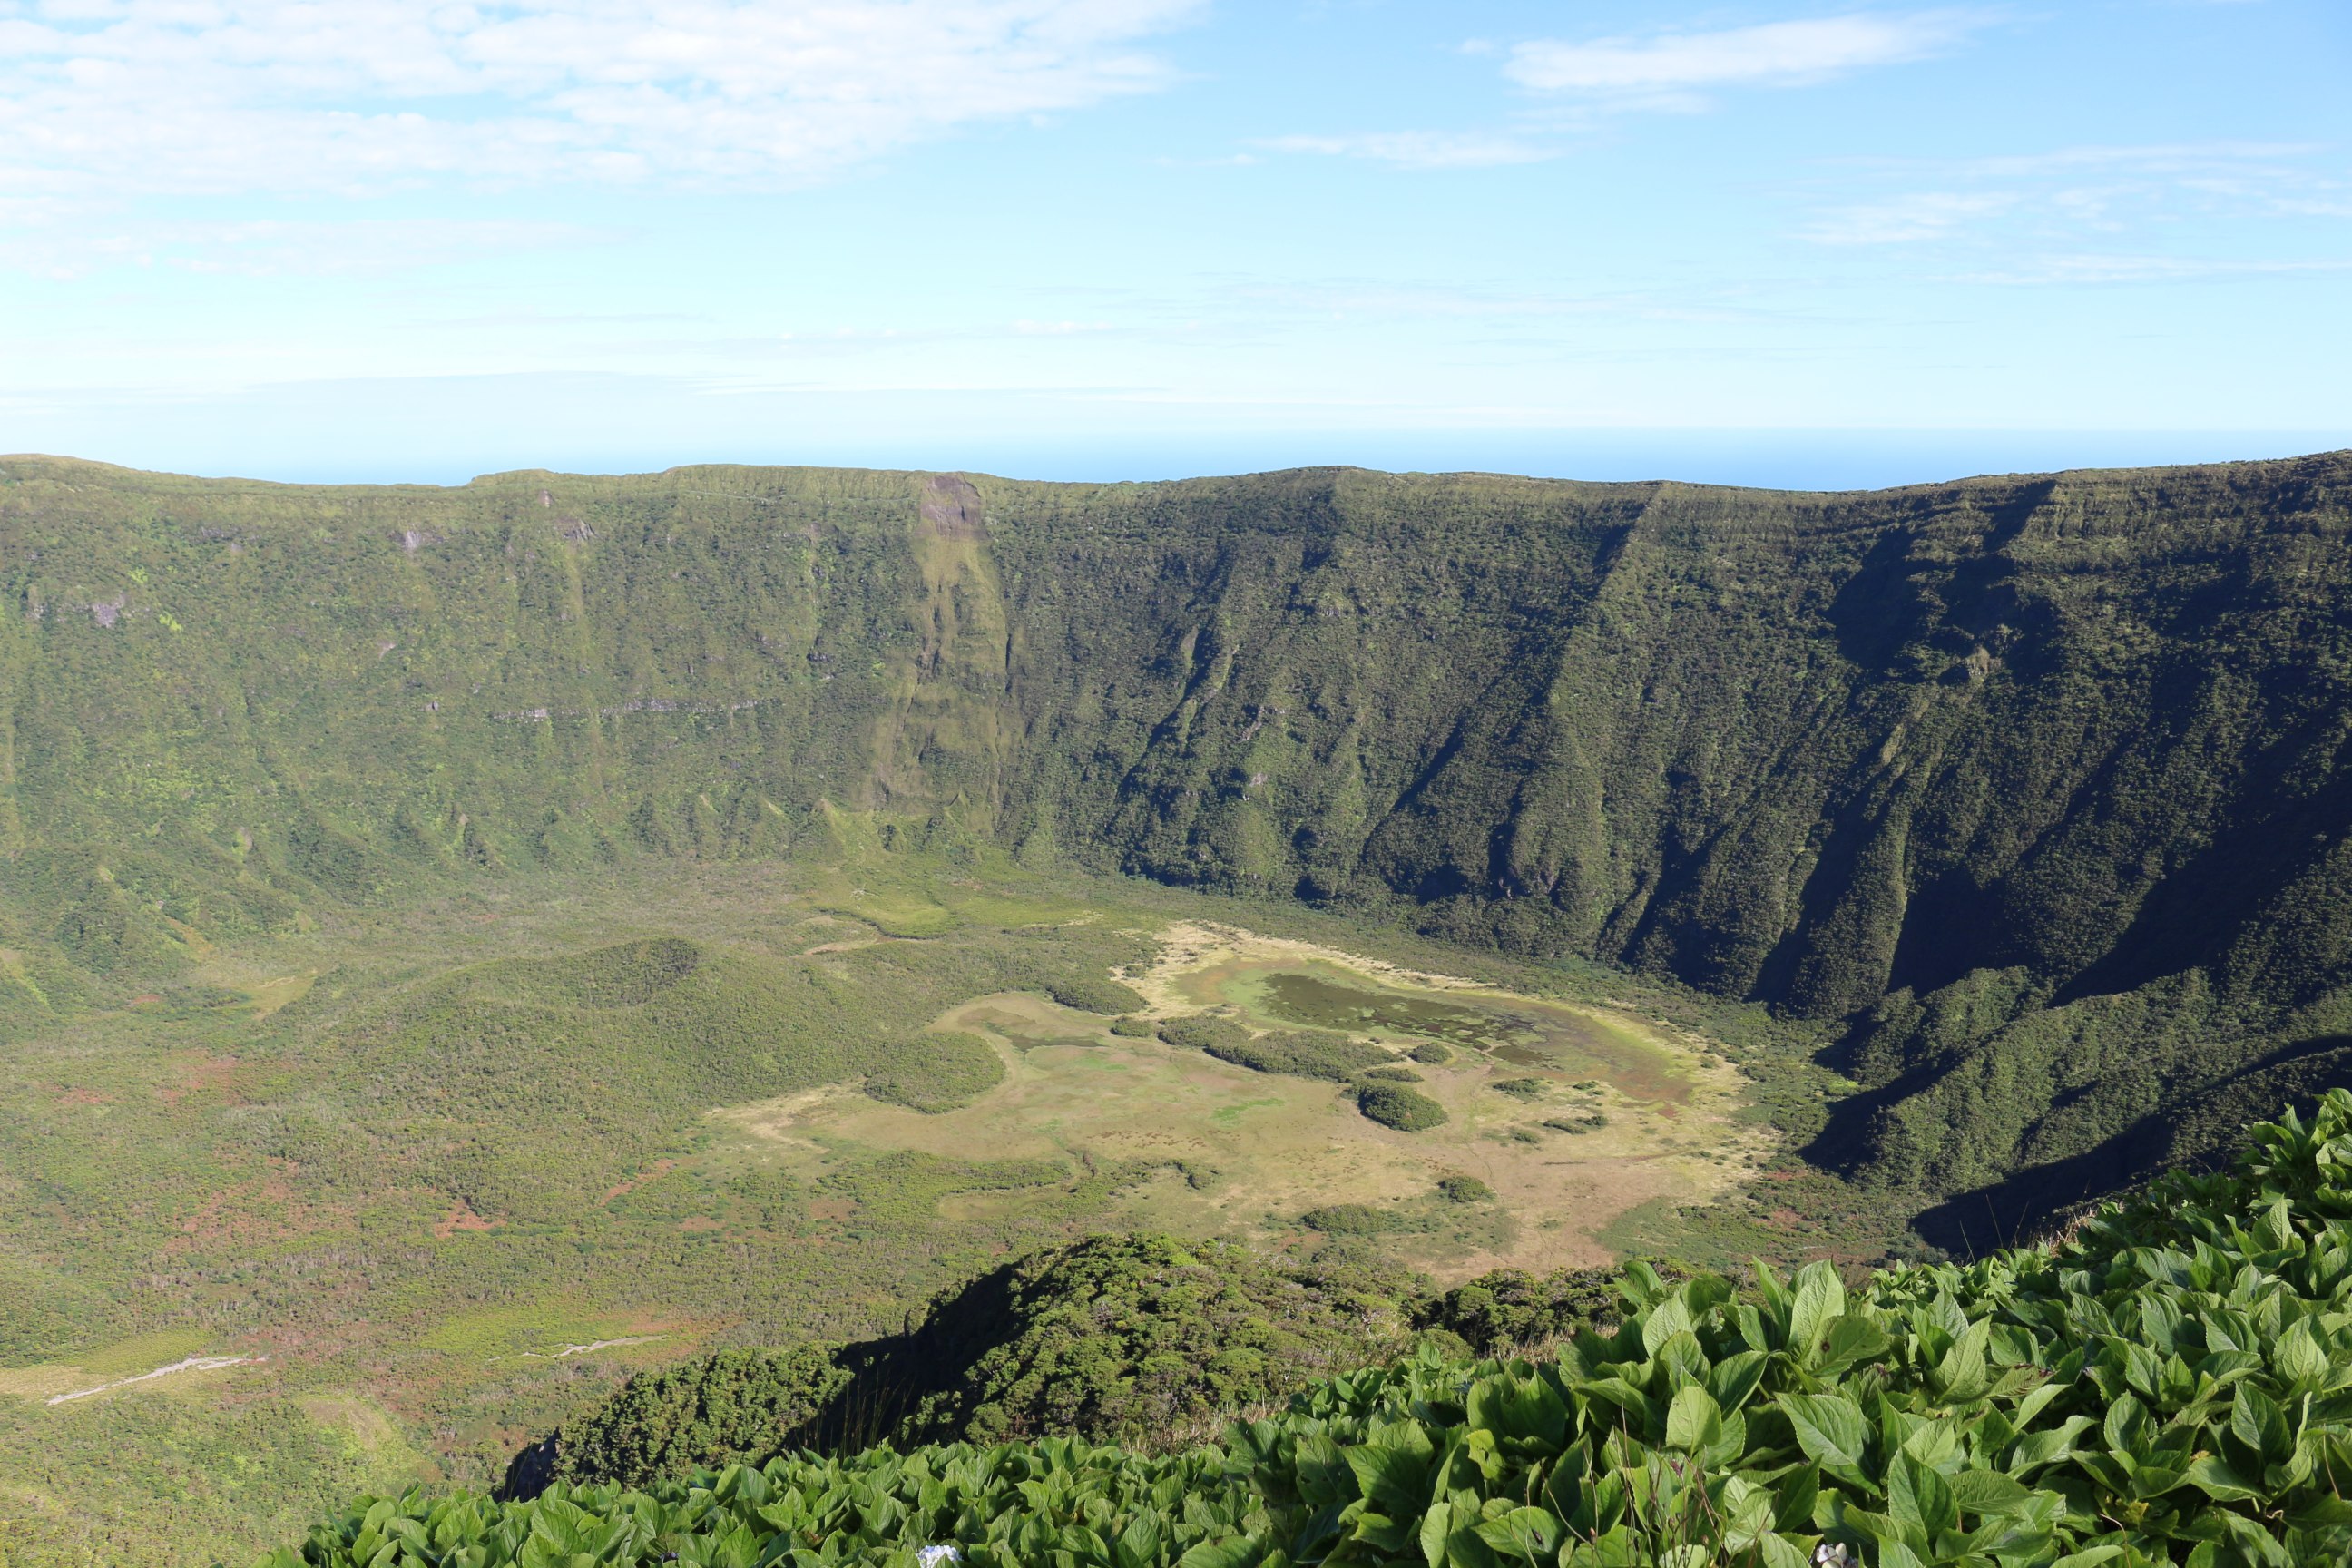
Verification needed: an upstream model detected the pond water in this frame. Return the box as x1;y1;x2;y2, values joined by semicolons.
1177;959;1689;1103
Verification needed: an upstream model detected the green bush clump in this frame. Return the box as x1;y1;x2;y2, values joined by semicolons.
878;1233;1412;1448
1544;1110;1607;1133
1156;1014;1250;1054
1416;1263;1672;1351
1355;1082;1447;1132
1109;1014;1153;1036
1043;976;1151;1015
1299;1203;1405;1236
863;1032;1003;1112
531;1234;1416;1493
1407;1043;1453;1065
1491;1076;1547;1100
1434;1174;1493;1205
1200;1029;1390;1083
528;1345;848;1494
1357;1065;1422;1083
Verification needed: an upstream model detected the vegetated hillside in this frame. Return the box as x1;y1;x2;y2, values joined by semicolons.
270;1092;2352;1568
8;452;2352;1232
520;1233;1422;1494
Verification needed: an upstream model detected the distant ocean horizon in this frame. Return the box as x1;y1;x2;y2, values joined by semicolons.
8;371;2343;494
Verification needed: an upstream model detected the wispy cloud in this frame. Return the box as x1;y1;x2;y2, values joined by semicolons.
0;217;617;279
1807;191;2016;244
1798;141;2352;268
1257;132;1553;171
0;1;1203;201
1956;254;2352;286
1506;10;1991;102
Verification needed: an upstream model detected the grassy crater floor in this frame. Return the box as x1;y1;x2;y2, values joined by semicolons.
717;926;1755;1279
0;848;1828;1568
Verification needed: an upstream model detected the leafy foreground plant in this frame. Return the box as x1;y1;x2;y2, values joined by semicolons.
262;1093;2352;1567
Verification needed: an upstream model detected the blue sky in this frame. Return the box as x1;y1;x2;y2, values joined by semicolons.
2;1;2347;487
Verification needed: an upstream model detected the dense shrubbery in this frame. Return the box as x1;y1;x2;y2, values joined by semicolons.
527;1346;848;1494
1434;1175;1493;1205
863;1032;1003;1112
1204;1030;1391;1083
1355;1083;1448;1132
1043;976;1152;1015
524;1234;1417;1493
1156;1014;1393;1083
1158;1015;1251;1054
276;1093;2352;1567
1416;1265;1665;1353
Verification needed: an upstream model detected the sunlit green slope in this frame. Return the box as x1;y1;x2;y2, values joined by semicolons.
8;451;2352;1230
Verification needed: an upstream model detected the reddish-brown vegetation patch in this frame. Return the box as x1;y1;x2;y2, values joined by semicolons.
433;1200;504;1240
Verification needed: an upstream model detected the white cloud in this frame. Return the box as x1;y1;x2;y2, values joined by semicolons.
1258;132;1553;171
0;1;1201;199
0;216;616;279
1798;142;2352;258
1506;10;1987;97
1956;254;2352;286
1806;190;2014;243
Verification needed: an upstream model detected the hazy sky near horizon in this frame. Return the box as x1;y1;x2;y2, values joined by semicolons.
2;0;2348;486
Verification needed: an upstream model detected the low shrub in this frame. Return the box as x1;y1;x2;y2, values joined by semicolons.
1201;1028;1389;1083
1156;1014;1250;1054
1043;976;1151;1015
521;1345;848;1494
1357;1064;1422;1083
1299;1203;1405;1235
864;1032;1004;1112
1491;1076;1547;1100
1355;1082;1447;1131
1108;1014;1153;1036
1407;1042;1453;1064
1434;1174;1493;1204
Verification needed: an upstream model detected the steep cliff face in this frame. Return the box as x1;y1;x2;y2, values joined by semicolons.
6;451;2351;1220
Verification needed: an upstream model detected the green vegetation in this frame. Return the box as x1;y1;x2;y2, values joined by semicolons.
15;452;2352;1560
1434;1175;1493;1205
865;1032;1004;1112
274;1093;2352;1567
1194;1026;1392;1083
533;1234;1416;1489
9;452;2352;1230
1299;1204;1406;1236
1416;1266;1661;1353
1041;976;1152;1015
1492;1077;1548;1101
1157;1014;1250;1054
534;1346;848;1494
1354;1083;1448;1132
1358;1065;1422;1083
